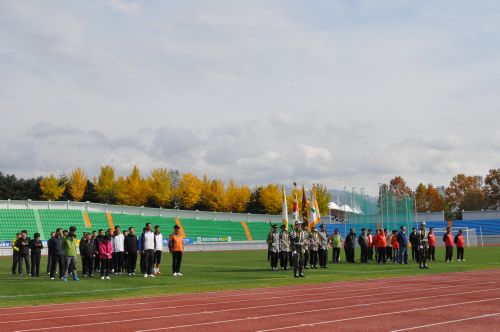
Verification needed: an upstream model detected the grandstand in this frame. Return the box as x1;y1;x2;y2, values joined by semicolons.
0;200;499;246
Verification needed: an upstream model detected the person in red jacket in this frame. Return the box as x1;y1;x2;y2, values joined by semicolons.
390;230;399;263
454;229;466;261
376;229;387;264
443;227;454;262
373;230;379;262
427;228;436;261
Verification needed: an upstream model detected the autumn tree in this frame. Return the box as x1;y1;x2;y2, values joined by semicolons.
312;183;331;215
147;168;172;207
177;173;202;209
389;176;413;198
224;180;251;213
199;176;225;211
69;168;88;201
427;185;445;212
94;165;117;204
445;174;486;212
116;166;150;206
485;169;500;210
259;184;282;214
39;174;66;201
415;183;428;212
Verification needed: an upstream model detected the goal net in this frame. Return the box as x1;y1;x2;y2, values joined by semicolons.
430;228;478;247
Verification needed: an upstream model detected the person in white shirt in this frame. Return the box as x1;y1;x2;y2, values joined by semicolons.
154;225;163;275
112;226;125;274
141;223;155;278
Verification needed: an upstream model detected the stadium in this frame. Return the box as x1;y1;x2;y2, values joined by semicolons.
2;1;500;331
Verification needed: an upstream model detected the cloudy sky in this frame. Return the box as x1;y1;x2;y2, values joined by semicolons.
1;0;499;195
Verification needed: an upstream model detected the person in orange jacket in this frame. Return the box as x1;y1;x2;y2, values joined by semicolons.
169;225;185;276
454;229;466;262
390;230;400;263
427;228;436;261
376;229;387;264
373;230;379;262
443;227;454;262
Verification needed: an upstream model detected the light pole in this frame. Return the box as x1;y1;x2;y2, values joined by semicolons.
378;183;383;229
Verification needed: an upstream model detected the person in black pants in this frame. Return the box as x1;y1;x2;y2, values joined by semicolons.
16;230;31;276
94;230;103;272
125;227;138;276
29;233;43;277
11;233;21;275
49;228;64;280
141;223;156;277
46;232;55;275
345;228;356;263
80;233;95;277
409;227;419;262
358;228;368;263
169;225;184;276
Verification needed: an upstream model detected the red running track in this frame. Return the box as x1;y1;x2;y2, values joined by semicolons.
1;269;499;332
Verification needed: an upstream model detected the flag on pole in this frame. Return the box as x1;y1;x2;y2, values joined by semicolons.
310;188;321;226
292;182;299;222
282;187;289;230
301;185;309;226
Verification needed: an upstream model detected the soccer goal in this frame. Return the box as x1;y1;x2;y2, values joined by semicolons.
431;228;478;247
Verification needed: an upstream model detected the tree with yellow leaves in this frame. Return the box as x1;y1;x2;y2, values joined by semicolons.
312;183;331;215
259;184;282;214
94;165;117;204
147;168;172;208
116;166;150;206
224;180;251;212
39;174;66;201
69;168;87;201
199;176;225;211
177;173;202;209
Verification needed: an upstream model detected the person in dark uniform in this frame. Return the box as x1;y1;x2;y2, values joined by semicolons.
318;224;328;268
49;228;64;280
94;230;103;273
409;227;419;262
266;224;280;271
345;228;356;263
29;233;43;277
290;220;305;278
16;230;31;276
279;225;290;270
125;227;139;276
301;224;310;269
80;233;95;277
358;228;368;263
417;222;429;269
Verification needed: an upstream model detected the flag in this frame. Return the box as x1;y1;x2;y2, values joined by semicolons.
282;187;288;230
301;185;309;226
310;188;321;227
292;183;299;222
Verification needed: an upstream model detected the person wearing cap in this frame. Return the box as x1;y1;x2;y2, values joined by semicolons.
318;224;329;268
308;225;319;268
301;224;310;269
417;222;429;269
454;229;466;262
329;228;342;263
358;228;368;263
279;224;290;270
290;220;305;278
267;224;280;271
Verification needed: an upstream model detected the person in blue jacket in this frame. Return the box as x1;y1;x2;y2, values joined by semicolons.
397;226;409;264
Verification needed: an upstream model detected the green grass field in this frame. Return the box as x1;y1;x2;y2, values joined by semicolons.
1;246;499;308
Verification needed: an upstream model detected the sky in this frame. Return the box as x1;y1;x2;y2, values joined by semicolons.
1;0;499;196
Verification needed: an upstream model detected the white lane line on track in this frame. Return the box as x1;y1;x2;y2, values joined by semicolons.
13;286;500;331
1;271;497;317
254;298;500;332
5;278;500;324
389;313;500;332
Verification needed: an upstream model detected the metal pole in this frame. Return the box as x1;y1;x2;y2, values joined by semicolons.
479;226;484;247
378;183;383;229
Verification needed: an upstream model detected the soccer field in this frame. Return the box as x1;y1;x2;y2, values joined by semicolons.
1;247;499;308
